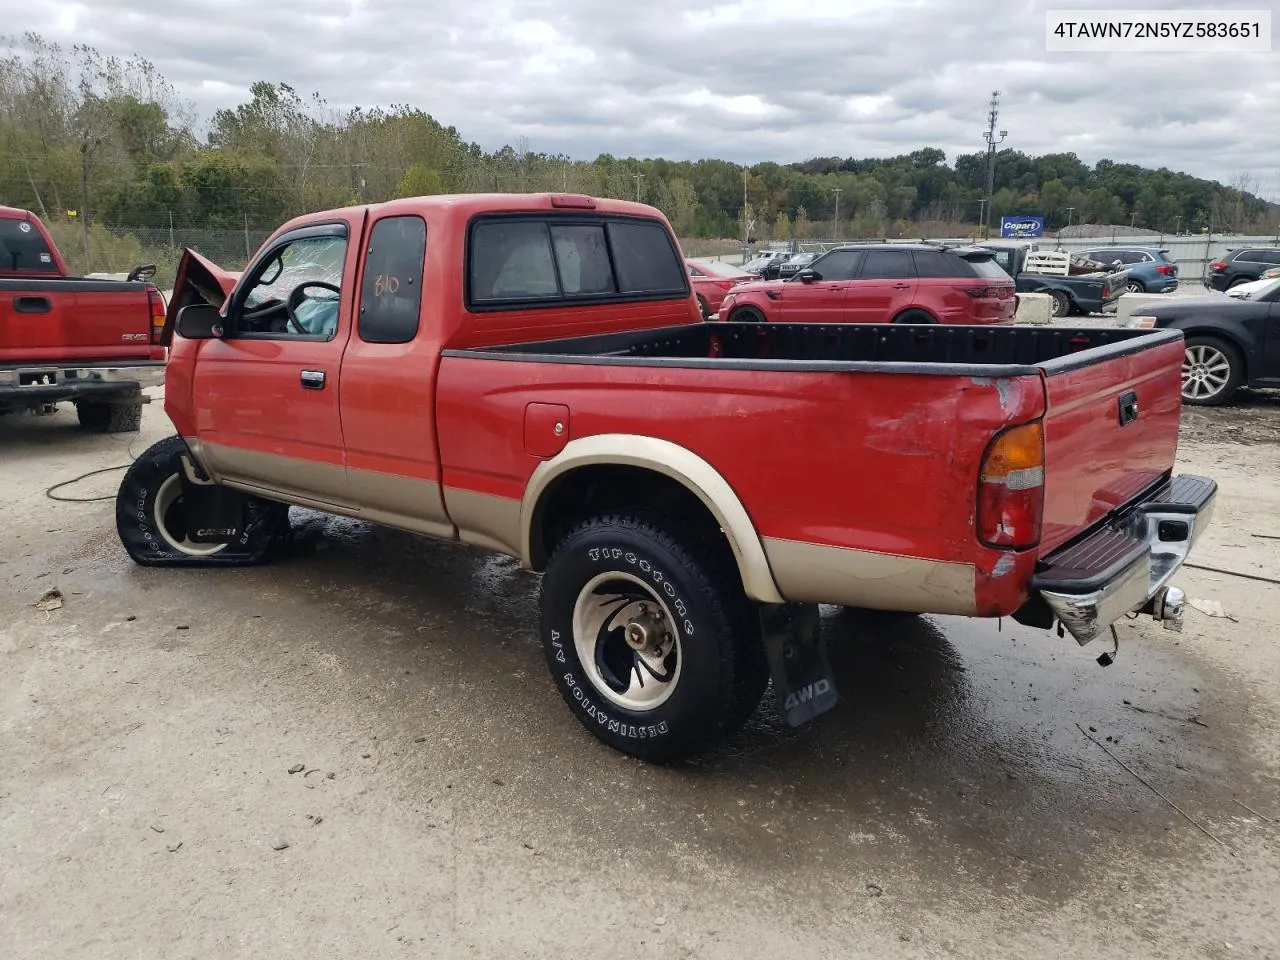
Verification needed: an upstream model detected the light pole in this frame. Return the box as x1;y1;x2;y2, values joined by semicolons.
981;90;1007;239
633;172;645;202
1175;215;1182;235
1065;206;1075;231
831;187;842;240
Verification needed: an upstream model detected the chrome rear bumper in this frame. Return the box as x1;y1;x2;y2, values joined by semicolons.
1034;475;1216;645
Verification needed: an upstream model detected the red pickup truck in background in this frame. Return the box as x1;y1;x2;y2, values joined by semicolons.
121;192;1213;763
0;206;168;432
716;241;1016;325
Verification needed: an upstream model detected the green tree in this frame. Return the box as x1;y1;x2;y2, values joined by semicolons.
395;163;444;198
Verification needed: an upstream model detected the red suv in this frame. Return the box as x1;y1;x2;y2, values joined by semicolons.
715;243;1016;325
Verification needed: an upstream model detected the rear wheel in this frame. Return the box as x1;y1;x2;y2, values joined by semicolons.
1227;276;1250;289
728;306;766;324
539;513;767;763
892;309;936;324
116;435;290;566
1125;280;1145;294
76;397;143;433
1049;291;1072;318
696;295;711;320
1181;336;1243;406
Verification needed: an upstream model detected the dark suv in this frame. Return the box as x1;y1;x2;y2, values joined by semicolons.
1205;248;1280;291
715;243;1017;325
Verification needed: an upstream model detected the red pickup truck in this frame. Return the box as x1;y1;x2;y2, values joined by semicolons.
118;192;1215;763
1;206;168;431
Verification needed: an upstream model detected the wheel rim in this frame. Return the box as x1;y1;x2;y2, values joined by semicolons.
1051;295;1067;317
1126;281;1142;293
1181;345;1232;401
153;474;229;557
572;571;682;712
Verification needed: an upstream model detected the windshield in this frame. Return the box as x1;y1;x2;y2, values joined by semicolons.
1226;277;1280;300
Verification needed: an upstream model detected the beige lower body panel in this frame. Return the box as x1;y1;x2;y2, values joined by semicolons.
186;440;457;542
443;487;523;557
762;537;978;616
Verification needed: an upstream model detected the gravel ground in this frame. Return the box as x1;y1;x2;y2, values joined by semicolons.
1;384;1278;960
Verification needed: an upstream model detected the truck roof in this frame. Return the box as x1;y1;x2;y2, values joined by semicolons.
273;193;667;236
0;205;36;219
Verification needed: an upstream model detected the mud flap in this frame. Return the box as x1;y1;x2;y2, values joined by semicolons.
759;603;839;727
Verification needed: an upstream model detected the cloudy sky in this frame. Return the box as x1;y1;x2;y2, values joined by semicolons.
8;0;1280;195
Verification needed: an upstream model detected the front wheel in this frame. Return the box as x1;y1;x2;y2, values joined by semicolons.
728;306;766;324
116;435;290;566
1181;336;1243;406
539;513;767;763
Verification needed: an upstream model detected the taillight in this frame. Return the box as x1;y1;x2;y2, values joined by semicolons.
147;285;166;344
1155;265;1175;275
1210;260;1227;271
977;422;1044;550
957;284;1012;299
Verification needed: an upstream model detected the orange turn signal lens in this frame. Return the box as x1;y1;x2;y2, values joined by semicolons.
980;422;1044;483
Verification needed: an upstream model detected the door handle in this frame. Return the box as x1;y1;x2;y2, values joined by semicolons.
13;295;52;314
892;283;911;289
1118;390;1139;426
300;369;326;390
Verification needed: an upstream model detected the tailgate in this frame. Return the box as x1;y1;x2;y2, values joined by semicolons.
1037;331;1184;556
0;278;153;364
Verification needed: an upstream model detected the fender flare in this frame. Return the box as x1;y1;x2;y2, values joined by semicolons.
520;434;785;604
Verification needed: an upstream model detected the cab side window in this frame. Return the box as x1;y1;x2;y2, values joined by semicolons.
860;250;917;279
237;233;348;339
810;250;863;280
359;216;427;344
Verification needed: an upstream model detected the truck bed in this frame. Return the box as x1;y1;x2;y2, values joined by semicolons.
441;321;1185;608
446;320;1179;374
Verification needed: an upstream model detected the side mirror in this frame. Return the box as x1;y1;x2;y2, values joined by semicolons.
175;302;223;340
797;269;820;283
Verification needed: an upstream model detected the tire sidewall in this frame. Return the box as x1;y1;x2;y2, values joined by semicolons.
730;306;764;323
116;437;280;565
1051;292;1070;317
540;523;727;757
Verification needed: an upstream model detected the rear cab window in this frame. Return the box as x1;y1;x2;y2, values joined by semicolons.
467;214;687;308
0;217;57;272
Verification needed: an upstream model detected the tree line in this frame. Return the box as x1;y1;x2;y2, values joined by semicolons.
2;31;1275;248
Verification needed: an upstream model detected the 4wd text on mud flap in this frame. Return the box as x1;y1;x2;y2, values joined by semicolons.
784;678;832;712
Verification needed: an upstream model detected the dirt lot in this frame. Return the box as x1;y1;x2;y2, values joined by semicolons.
2;388;1278;960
